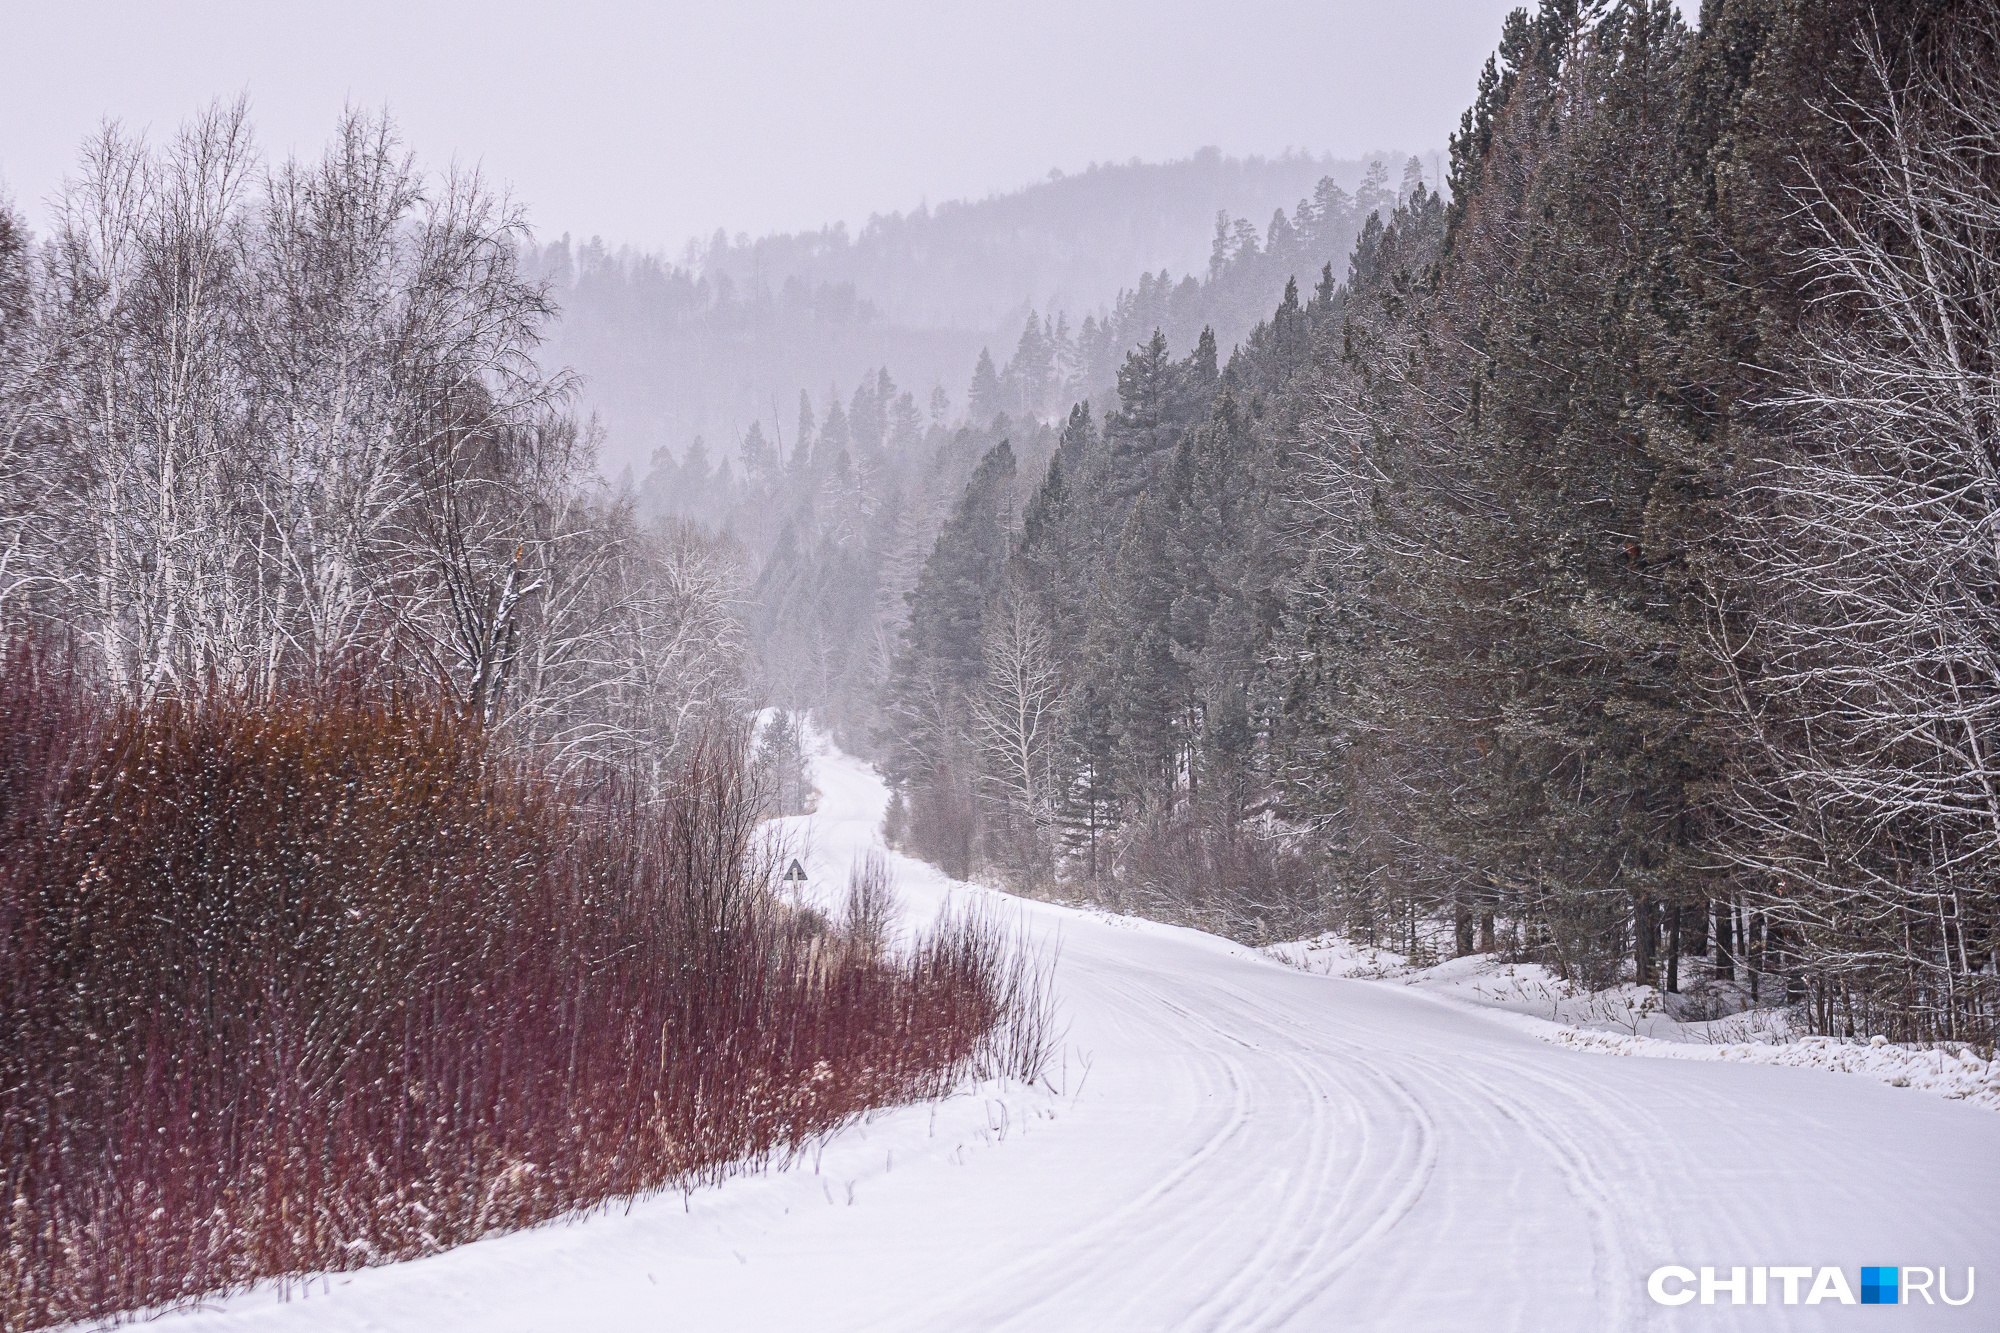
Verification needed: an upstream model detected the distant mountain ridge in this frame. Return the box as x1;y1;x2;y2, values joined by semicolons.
691;146;1380;330
530;147;1420;475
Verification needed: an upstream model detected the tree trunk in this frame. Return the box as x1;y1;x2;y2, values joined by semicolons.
1666;903;1681;994
1455;893;1474;957
1634;894;1656;988
1714;896;1735;981
1748;909;1763;1003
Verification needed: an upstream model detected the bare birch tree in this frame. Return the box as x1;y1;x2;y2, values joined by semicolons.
0;104;747;789
1718;14;2000;1039
971;590;1065;880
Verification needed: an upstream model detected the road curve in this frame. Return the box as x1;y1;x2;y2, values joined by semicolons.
144;741;2000;1333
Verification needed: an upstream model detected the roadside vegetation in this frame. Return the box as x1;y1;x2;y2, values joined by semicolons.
0;102;1051;1330
0;646;1048;1330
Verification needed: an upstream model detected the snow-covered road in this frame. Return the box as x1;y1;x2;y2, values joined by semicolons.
141;741;1999;1332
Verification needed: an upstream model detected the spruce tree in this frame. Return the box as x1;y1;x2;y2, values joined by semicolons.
968;348;1003;424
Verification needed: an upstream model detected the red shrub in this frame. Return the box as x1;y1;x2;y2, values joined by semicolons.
0;647;1042;1330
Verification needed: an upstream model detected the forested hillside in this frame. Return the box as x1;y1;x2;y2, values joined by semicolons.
641;152;1437;755
532;149;1406;475
882;0;2000;1048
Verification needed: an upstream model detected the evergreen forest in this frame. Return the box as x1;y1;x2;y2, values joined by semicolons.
862;0;1999;1046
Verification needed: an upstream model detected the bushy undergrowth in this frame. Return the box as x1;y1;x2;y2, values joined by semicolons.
1012;798;1333;947
0;644;1044;1330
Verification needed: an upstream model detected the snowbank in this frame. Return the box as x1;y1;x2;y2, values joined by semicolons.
1269;932;2000;1111
1543;1027;2000;1110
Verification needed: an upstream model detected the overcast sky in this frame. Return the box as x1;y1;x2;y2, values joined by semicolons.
5;0;1524;254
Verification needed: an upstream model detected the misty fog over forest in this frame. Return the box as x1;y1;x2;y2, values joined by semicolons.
3;2;1997;1328
535;148;1425;476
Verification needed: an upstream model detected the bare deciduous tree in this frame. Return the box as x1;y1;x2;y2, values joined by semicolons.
0;105;746;788
970;591;1065;881
1717;15;2000;1039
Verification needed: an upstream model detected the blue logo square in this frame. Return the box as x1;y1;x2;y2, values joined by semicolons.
1860;1266;1899;1305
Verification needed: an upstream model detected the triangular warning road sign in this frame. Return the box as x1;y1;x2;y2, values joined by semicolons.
781;859;808;882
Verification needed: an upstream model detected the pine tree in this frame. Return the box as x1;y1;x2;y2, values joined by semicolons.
879;440;1020;874
968;348;1002;424
816;391;851;470
790;391;816;473
998;316;1048;420
740;421;777;487
1106;332;1177;501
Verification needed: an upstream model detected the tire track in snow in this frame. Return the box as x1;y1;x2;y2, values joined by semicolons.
891;965;1447;1333
876;970;1263;1333
136;740;2000;1333
1208;1018;1441;1333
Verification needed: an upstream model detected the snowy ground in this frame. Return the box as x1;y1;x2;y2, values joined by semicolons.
1268;935;2000;1111
118;736;2000;1332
